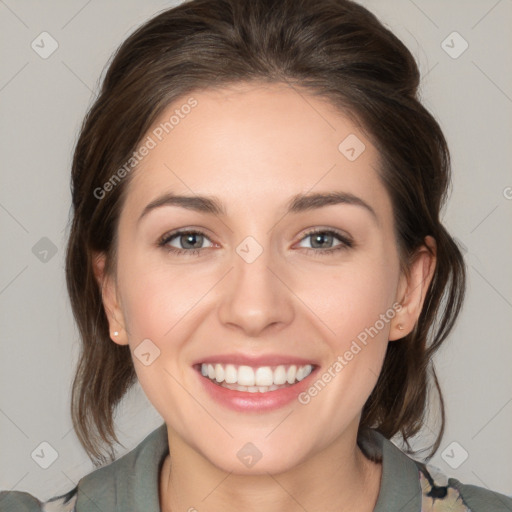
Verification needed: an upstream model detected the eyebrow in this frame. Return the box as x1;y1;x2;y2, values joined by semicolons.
137;190;378;224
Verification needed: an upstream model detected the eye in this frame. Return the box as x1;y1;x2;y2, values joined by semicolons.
296;229;354;256
158;229;215;256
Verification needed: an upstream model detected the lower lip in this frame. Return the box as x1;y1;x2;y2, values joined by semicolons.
196;367;317;412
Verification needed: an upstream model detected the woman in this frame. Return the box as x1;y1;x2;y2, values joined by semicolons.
1;0;510;510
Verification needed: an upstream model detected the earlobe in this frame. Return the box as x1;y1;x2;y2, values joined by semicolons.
389;236;437;341
92;251;129;346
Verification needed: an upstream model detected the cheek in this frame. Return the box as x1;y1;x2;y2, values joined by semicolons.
300;256;399;344
117;259;206;423
119;255;210;343
296;263;397;431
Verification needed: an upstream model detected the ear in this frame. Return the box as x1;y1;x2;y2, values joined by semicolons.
389;236;437;341
92;251;129;346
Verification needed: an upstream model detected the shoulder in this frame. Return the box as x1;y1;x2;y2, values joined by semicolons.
0;486;78;512
0;424;168;512
416;461;512;512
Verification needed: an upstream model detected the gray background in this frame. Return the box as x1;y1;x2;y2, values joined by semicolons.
1;0;511;501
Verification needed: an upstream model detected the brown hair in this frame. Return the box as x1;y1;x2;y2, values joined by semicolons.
65;0;466;467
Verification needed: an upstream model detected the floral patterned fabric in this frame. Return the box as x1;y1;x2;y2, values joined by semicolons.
418;463;472;511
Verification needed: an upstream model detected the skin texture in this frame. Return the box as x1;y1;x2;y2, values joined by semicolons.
93;82;436;512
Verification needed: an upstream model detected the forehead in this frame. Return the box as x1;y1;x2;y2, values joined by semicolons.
121;82;390;222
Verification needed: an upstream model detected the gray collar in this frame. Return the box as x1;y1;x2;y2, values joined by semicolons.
76;423;421;511
77;423;169;512
369;429;422;511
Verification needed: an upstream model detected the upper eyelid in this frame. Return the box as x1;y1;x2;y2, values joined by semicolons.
159;228;215;245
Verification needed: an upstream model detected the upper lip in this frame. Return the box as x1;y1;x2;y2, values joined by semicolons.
193;353;318;368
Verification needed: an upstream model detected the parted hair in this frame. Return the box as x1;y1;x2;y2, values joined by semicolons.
65;0;466;466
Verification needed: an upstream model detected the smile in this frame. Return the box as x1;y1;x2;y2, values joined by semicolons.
200;363;314;393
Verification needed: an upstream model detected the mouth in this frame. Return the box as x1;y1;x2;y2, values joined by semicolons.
195;362;315;393
192;357;319;412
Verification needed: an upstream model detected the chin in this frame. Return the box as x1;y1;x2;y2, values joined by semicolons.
198;438;313;476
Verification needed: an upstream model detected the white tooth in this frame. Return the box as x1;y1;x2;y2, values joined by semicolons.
235;384;246;391
255;366;273;386
208;364;215;380
247;386;259;393
296;364;313;381
296;366;307;381
214;363;225;382
269;384;279;391
258;386;269;392
273;365;287;385
238;365;255;386
201;364;208;377
286;365;297;384
224;364;237;384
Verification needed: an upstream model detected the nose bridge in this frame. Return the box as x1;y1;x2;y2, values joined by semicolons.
217;234;294;335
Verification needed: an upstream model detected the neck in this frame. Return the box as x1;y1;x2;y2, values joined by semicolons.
159;427;382;512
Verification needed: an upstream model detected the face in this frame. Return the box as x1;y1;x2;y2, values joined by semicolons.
96;82;433;475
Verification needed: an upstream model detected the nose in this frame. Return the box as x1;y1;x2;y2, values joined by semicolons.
217;243;295;337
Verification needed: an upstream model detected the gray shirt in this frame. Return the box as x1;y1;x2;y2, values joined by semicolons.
1;423;511;511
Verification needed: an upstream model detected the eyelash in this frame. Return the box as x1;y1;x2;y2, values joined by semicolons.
157;228;354;257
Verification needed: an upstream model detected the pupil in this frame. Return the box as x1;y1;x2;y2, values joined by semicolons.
183;233;201;249
313;233;331;248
